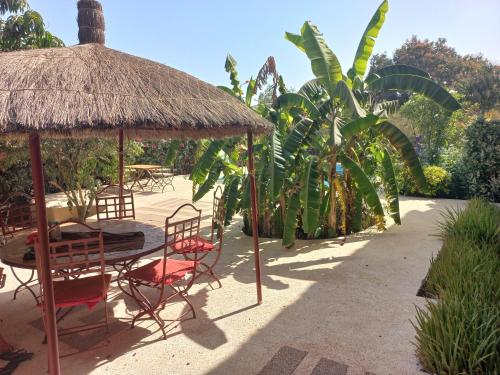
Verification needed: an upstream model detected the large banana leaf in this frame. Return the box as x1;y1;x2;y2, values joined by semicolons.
164;140;180;165
268;131;286;200
277;93;321;119
284;32;305;52
367;74;460;111
374;100;400;115
282;118;318;161
217;85;237;97
298;78;325;101
339;154;384;218
283;191;300;248
350;0;389;79
364;64;430;85
340;114;380;139
257;166;268;214
190;140;224;184
245;77;256;107
295;22;343;93
332;80;366;118
301;157;320;234
240;176;250;210
192;163;222;202
223;175;241;224
378;121;427;190
381;149;401;224
224;54;243;97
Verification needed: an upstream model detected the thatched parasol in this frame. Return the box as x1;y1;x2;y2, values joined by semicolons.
0;1;270;374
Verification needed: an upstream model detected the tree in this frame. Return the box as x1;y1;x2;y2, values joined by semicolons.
396;95;451;165
371;36;499;111
0;0;63;51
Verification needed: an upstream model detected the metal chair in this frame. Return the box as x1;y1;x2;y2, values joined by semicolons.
0;193;36;244
95;184;135;221
177;187;225;288
149;168;175;192
123;204;201;339
34;221;111;349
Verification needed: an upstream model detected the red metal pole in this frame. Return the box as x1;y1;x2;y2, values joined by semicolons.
118;129;124;219
28;133;61;375
247;130;262;304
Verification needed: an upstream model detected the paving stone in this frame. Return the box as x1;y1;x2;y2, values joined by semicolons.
310;357;348;375
258;346;308;375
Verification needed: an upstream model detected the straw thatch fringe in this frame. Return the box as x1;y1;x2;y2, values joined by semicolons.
77;0;105;45
0;44;273;139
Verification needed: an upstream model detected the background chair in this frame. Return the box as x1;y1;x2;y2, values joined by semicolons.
34;221;111;354
149;168;175;192
123;204;201;339
95;185;135;221
0;193;36;244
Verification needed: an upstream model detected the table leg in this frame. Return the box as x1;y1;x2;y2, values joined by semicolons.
10;266;40;304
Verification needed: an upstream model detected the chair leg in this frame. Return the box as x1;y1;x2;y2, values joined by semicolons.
104;299;110;333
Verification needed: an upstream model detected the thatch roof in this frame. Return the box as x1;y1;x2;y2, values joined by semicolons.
0;0;273;139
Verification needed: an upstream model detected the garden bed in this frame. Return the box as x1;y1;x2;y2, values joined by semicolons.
413;199;499;374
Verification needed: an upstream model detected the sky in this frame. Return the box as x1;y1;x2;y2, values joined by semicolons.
28;0;500;90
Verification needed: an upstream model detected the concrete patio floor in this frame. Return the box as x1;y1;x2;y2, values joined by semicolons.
0;176;467;375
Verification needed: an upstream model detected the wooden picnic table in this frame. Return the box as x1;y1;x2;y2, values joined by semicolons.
0;219;166;303
125;164;162;191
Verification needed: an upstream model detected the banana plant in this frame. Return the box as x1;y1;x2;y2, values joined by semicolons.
191;0;460;248
278;0;458;246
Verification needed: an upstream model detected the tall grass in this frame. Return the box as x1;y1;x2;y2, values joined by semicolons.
413;199;500;375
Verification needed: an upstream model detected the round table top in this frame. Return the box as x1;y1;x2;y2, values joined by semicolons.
0;219;165;270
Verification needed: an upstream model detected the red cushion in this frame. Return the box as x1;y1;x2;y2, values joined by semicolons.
125;259;195;284
52;274;111;310
171;235;215;253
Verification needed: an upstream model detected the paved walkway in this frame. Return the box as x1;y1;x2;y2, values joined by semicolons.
0;176;466;374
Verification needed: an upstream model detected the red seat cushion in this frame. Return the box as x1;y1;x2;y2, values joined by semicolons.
171;235;215;253
125;259;195;284
52;274;111;310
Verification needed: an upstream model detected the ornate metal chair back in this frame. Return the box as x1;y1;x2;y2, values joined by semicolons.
95;184;135;221
0;193;36;237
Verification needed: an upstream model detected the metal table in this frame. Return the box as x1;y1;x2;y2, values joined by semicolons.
125;164;162;191
0;219;166;303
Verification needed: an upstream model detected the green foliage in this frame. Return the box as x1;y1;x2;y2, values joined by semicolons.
423;166;450;197
136;140;197;174
0;0;28;14
414;200;500;374
283;191;300;248
462;119;500;202
0;2;63;51
42;139;125;221
398;165;450;198
381;149;400;224
397;94;453;165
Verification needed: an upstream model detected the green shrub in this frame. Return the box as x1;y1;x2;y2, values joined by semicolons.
398;165;451;198
414;199;500;374
423;166;451;197
463;119;500;202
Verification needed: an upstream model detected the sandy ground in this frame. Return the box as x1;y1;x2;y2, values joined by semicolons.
0;176;467;375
